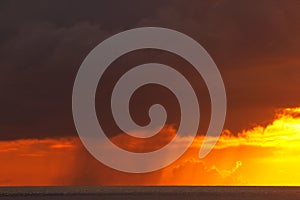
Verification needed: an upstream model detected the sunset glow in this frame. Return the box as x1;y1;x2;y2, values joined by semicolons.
1;107;300;186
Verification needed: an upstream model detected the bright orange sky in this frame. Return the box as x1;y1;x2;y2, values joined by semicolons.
1;107;300;186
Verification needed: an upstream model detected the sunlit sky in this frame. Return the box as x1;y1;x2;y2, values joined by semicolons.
1;107;300;186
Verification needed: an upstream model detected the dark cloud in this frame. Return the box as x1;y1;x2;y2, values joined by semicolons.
140;0;300;131
1;0;300;140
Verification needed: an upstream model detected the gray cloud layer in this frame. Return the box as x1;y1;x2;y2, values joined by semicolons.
1;0;300;140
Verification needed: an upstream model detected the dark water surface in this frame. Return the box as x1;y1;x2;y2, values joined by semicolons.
0;186;300;200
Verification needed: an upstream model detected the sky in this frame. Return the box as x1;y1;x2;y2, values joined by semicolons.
1;0;300;185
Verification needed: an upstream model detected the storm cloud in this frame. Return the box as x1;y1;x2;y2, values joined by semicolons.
1;0;300;140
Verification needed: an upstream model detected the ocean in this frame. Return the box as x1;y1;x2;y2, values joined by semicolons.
0;186;300;200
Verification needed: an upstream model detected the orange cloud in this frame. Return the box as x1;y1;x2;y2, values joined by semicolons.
0;138;80;186
1;107;300;186
110;125;177;153
189;107;300;185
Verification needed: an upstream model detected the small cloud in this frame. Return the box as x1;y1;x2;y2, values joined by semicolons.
19;153;44;157
49;144;75;149
0;147;18;153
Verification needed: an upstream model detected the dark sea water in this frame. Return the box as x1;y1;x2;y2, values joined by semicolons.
0;186;300;200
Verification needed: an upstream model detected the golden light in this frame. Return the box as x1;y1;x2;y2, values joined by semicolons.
1;107;300;185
